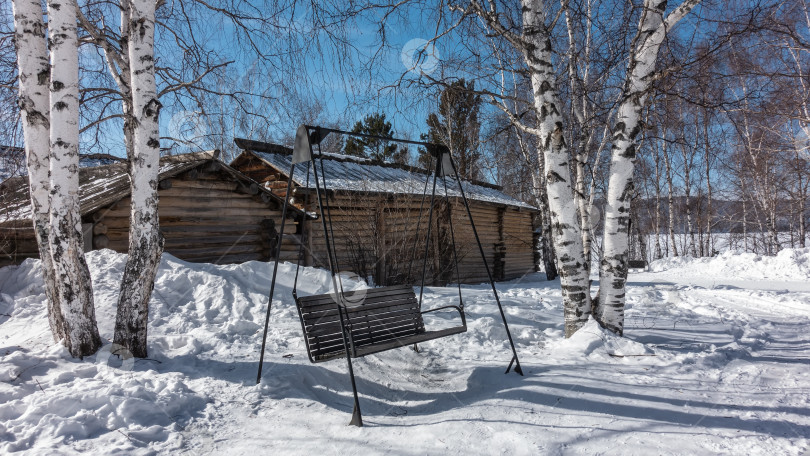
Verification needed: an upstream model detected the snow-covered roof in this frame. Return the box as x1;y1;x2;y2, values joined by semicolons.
0;151;307;227
235;142;537;211
0;150;126;182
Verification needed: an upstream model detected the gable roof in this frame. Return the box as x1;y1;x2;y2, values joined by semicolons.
0;151;308;228
233;139;538;211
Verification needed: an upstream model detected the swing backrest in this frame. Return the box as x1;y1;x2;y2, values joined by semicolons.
296;284;426;362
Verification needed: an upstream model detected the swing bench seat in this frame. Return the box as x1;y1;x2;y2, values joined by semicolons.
296;284;467;363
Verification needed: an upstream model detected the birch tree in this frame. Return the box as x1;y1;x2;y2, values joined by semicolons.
73;0;359;356
518;0;591;336
12;0;102;356
12;0;63;343
463;0;592;335
596;0;701;334
427;0;705;336
462;0;593;336
47;0;103;355
111;0;163;358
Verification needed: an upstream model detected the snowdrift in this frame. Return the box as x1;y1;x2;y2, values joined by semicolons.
649;247;810;281
0;248;807;454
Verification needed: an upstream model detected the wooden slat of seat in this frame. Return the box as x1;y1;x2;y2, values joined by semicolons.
301;295;419;317
312;326;468;362
297;285;414;306
353;326;468;357
303;302;421;327
310;318;424;348
307;314;424;352
310;324;425;358
306;311;422;337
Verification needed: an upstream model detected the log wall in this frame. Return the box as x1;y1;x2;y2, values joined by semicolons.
300;191;538;286
0;169;303;267
97;175;301;264
0;226;37;267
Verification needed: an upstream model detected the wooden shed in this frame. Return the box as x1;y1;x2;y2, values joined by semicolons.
0;151;309;267
231;139;540;286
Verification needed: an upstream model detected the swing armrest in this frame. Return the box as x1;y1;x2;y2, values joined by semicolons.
420;305;463;315
421;305;467;329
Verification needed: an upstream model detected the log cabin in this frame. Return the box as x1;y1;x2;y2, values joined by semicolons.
230;139;541;285
0;151;310;267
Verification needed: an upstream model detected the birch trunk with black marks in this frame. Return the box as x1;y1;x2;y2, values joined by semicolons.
682;137;697;256
563;2;590;271
703;113;714;255
514;125;558;280
113;0;164;358
12;0;64;342
537;152;559;281
596;0;701;334
664;137;678;256
652;140;663;259
522;0;590;337
46;0;102;356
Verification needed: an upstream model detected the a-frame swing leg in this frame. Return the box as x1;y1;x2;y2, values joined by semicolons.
345;348;363;427
443;151;524;377
349;387;363;426
256;160;297;384
308;128;364;427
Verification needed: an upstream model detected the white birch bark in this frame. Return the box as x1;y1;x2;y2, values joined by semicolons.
596;0;700;334
12;0;65;342
522;0;591;337
113;0;164;358
703;115;714;254
664;137;679;256
46;0;102;356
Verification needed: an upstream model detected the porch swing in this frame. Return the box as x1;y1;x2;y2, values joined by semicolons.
255;125;523;427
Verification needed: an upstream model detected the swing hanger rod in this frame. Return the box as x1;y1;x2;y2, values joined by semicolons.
301;124;448;155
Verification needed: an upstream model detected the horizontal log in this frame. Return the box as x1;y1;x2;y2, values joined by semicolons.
109;225;258;236
158;186;251;199
167;243;265;257
157;197;269;210
203;161;221;173
238;163;274;173
163;233;263;245
92;211;107;222
99;215;293;229
102;206;284;219
93;234;109;249
171;179;238;191
237;182;259;195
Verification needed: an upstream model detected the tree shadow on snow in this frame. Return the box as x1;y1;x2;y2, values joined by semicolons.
163;351;810;440
356;366;809;439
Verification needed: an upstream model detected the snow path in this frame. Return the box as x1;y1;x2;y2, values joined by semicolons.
0;249;809;454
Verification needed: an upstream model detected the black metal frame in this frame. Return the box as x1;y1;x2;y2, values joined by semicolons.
255;124;523;427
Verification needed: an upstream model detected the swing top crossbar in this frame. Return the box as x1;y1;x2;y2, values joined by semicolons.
301;124;447;151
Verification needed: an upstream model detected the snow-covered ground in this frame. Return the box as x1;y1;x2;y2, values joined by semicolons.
1;248;809;455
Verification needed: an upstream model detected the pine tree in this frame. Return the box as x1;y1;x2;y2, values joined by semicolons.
343;112;409;163
418;79;482;180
